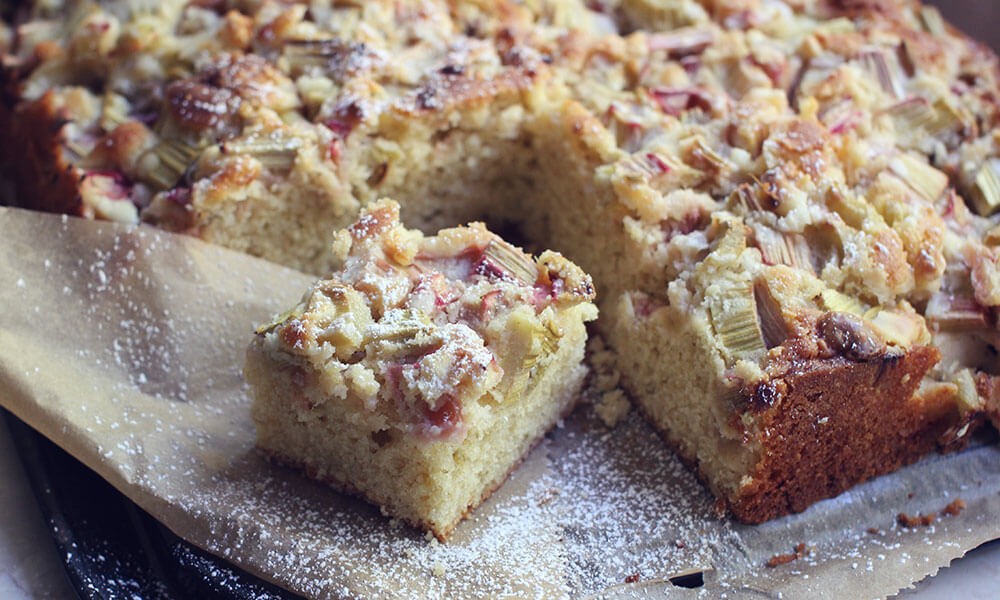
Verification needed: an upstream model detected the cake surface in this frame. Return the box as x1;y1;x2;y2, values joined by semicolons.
4;0;1000;525
245;200;597;539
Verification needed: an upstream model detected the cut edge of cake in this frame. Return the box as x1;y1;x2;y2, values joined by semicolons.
245;199;598;539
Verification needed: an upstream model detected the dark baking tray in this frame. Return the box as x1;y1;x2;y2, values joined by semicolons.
2;409;300;600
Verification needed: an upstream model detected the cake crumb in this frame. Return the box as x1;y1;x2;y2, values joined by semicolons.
431;561;446;577
897;512;936;528
766;552;798;568
940;498;966;517
624;573;640;583
586;335;631;427
866;527;882;535
766;543;811;568
595;390;630;428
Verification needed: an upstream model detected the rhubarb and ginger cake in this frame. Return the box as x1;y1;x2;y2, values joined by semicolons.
244;200;597;539
5;0;1000;524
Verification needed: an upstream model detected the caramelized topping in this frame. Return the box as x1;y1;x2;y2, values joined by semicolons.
165;79;241;132
817;311;885;361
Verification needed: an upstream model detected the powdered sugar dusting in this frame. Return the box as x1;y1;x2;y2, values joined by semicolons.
547;412;731;590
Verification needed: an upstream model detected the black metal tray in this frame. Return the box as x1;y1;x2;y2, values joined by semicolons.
3;409;300;600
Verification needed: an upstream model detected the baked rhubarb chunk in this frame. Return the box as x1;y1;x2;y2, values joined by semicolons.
245;200;596;539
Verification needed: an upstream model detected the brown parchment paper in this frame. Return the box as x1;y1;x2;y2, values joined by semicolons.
1;206;998;599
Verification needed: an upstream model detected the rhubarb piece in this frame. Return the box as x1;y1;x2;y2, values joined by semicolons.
856;46;905;99
730;185;766;214
886;97;938;132
709;282;766;362
222;134;303;171
619;150;681;180
282;39;376;76
478;238;538;286
889;154;948;202
919;6;946;37
137;138;206;190
971;158;1000;216
953;369;982;413
688;136;732;172
818;288;865;316
753;225;812;271
866;308;928;348
646;28;714;57
246;200;596;539
885;97;967;148
925;294;988;330
649;88;713;117
754;280;789;350
78;171;137;222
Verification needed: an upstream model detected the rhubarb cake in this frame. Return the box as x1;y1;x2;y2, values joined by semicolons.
4;0;1000;525
244;200;597;539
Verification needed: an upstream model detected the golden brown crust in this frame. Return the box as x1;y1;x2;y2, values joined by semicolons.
634;343;964;523
392;67;543;118
0;90;82;215
731;345;952;522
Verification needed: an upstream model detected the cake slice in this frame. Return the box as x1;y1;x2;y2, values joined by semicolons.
245;200;597;539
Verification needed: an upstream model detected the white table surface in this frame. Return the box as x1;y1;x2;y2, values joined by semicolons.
1;417;997;599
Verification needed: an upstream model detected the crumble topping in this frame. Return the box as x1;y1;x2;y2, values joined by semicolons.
257;200;596;440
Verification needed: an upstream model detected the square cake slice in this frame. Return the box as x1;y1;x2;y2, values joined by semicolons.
245;199;597;539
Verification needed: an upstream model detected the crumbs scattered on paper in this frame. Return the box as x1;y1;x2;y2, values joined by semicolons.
898;498;967;528
584;335;630;428
766;543;812;568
